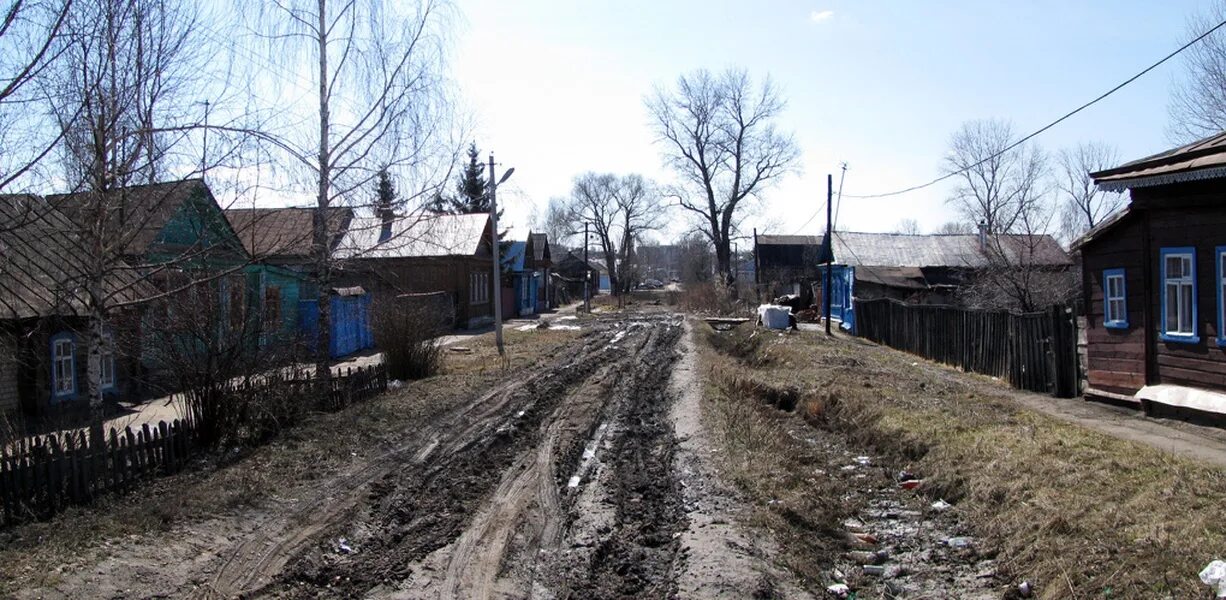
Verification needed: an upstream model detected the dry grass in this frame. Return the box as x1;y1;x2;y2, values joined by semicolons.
696;321;1226;599
0;326;580;595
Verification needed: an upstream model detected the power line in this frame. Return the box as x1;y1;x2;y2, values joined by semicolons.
841;17;1226;200
790;161;846;235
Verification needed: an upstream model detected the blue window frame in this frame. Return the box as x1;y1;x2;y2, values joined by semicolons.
1160;247;1199;344
1217;247;1226;347
1103;268;1128;329
49;332;76;400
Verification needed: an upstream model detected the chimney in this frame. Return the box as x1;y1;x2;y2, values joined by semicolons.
977;220;987;251
377;200;394;243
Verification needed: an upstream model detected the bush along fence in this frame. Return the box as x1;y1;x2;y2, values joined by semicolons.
853;298;1079;398
0;363;387;528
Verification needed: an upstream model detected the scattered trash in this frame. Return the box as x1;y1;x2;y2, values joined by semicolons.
1017;580;1034;597
1201;560;1226;597
945;536;973;548
448;346;472;353
388;379;404;389
854;455;872;466
757;304;793;330
910;362;918;366
849;550;889;565
826;582;850;598
852;532;878;546
896;470;917;482
862;564;886;577
931;499;952;511
567;475;581;488
841;464;858;471
843;518;865;532
337;538;354;554
899;479;923;491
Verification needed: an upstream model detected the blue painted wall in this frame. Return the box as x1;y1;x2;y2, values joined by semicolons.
299;294;374;358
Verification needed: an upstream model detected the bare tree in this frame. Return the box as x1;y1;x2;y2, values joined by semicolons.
933;221;973;234
1055;141;1124;243
0;0;73;193
944;119;1048;234
611;173;664;294
1170;2;1226;141
566;172;620;294
960;199;1075;312
248;0;455;377
38;0;209;423
646;68;799;285
531;196;573;250
894;218;921;235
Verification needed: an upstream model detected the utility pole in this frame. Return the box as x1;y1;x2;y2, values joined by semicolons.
583;222;590;313
489;153;505;355
824;173;833;336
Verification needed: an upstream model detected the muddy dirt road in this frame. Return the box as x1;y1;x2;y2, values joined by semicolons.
177;314;796;600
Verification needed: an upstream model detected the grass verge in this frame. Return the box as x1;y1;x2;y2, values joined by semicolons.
696;321;1226;599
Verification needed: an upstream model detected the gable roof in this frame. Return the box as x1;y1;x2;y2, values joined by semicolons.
48;179;238;257
337;212;491;259
503;240;528;272
831;231;1071;268
529;232;551;263
1068;208;1134;251
225;207;353;259
0;196;152;320
1092;131;1226;191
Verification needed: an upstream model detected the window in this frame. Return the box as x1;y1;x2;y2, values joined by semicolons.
1218;247;1226;346
1161;247;1198;343
1103;269;1128;329
50;332;75;399
264;285;282;332
470;272;489;304
100;333;116;390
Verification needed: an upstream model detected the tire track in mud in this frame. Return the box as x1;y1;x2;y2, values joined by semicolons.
262;320;660;599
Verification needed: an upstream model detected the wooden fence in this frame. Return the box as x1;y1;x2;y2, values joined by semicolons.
854;298;1079;397
0;363;387;527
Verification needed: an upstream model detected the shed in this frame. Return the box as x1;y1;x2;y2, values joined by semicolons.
754;233;824;302
1076;130;1226;416
816;231;1071;332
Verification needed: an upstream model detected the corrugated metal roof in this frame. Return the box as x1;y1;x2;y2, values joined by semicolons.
226;207;353;259
337;212;490;259
1092;130;1226;190
832;231;1070;268
0;196;151;320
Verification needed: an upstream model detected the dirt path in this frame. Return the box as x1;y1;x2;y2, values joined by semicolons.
668;321;817;599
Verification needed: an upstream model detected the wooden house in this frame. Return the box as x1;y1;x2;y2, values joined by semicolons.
50;180;300;389
816;231;1071;332
336;212;495;329
1076;132;1226;415
225;206;361;354
554;250;601;302
529;233;554;311
753;233;823;303
0;195;152;416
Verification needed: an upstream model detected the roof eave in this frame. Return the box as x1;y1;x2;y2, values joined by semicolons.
1095;165;1226;192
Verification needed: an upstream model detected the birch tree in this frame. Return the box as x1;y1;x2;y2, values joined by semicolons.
646;68;799;284
0;0;73;193
249;0;454;378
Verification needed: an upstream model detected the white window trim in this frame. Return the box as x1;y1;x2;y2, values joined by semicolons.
100;332;116;390
1103;269;1127;329
1160;247;1198;343
469;272;489;305
51;334;75;398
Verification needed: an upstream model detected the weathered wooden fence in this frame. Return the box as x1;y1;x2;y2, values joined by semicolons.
854;298;1079;397
0;363;387;527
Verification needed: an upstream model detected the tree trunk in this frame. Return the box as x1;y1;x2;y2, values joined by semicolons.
314;0;332;382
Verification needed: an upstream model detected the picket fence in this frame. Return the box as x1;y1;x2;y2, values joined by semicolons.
0;363;387;527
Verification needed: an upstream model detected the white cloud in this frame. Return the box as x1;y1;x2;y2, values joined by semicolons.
809;9;834;23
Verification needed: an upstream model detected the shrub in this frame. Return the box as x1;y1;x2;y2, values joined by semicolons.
372;297;445;381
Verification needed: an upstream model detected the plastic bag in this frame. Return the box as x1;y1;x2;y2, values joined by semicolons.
1201;560;1226;597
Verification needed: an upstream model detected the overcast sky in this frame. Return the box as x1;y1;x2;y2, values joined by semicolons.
451;0;1214;242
